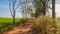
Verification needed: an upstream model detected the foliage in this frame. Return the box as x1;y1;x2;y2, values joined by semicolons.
33;0;51;17
20;0;34;18
32;16;54;34
16;18;29;25
31;12;35;17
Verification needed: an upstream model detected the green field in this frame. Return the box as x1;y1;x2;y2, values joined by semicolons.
0;18;27;33
0;18;20;23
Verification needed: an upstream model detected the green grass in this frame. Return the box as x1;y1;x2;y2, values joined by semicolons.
0;18;21;32
0;18;29;33
0;18;20;22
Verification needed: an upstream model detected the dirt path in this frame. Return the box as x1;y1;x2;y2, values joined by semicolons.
4;19;37;34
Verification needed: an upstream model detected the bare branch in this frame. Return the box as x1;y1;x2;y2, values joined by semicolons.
14;0;20;10
14;4;20;10
9;0;13;16
9;0;19;26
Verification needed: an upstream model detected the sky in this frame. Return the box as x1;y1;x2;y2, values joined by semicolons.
0;0;60;18
0;0;22;18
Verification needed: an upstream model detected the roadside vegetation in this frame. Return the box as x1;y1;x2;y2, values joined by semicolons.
56;18;60;33
0;18;28;33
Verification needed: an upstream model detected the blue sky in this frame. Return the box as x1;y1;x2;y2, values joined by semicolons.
0;0;60;18
0;0;22;18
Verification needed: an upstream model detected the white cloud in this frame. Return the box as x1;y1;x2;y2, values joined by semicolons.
55;4;60;17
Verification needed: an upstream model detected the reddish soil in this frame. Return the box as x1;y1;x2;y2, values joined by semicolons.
4;19;37;34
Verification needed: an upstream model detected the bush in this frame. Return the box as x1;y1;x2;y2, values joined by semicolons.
32;16;54;34
15;18;29;25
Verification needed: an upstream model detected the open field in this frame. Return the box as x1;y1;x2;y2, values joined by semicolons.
0;18;20;23
0;18;27;33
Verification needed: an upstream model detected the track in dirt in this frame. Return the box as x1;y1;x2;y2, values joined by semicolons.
4;19;37;34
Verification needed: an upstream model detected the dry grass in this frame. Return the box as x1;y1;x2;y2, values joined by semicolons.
32;16;54;34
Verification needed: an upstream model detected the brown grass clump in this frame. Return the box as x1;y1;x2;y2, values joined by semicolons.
32;16;54;34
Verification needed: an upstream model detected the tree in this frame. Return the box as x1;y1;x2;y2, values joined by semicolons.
52;0;57;34
20;0;28;18
27;6;35;17
34;0;51;18
34;0;42;18
9;0;20;26
20;0;34;18
52;0;55;18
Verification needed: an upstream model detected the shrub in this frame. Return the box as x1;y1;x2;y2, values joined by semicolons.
15;18;29;25
32;16;54;34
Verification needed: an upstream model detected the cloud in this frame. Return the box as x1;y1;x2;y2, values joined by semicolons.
55;4;60;17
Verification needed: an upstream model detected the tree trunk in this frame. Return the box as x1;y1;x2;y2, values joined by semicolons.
13;16;15;26
35;9;39;18
43;0;46;15
52;0;57;34
13;10;15;26
52;0;55;18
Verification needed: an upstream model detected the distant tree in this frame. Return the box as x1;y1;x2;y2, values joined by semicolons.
27;6;35;17
20;0;34;18
9;0;20;26
20;0;28;18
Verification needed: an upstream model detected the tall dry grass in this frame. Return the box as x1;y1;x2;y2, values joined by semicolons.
32;16;54;34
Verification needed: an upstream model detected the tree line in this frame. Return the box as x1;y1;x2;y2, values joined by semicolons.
8;0;56;34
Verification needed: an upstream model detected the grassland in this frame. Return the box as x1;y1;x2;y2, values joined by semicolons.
0;18;24;33
0;18;20;23
56;18;60;32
